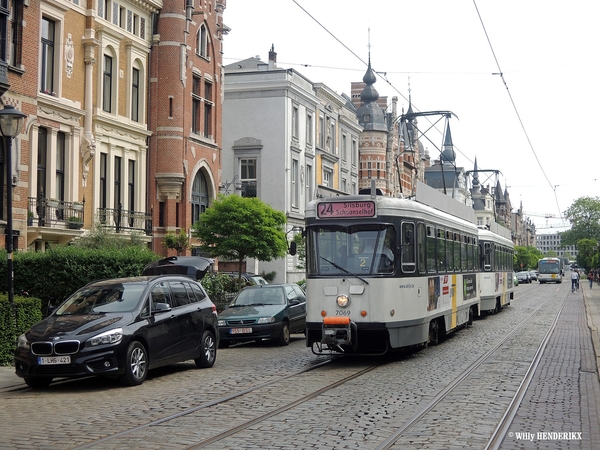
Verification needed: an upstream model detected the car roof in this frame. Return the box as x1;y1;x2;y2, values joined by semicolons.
85;275;202;287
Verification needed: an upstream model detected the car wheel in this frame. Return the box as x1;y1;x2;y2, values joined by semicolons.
195;330;216;368
119;341;147;386
276;321;291;346
24;377;53;389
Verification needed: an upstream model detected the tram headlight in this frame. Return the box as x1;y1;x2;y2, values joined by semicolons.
336;294;350;308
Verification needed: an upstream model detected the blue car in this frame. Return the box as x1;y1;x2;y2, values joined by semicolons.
218;284;306;347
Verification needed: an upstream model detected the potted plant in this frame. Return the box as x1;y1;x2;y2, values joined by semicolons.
27;211;34;226
72;201;83;211
67;216;83;230
47;198;59;208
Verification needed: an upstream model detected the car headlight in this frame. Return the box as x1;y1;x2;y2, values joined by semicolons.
336;295;350;308
257;317;275;324
218;319;226;327
17;333;29;350
87;328;123;347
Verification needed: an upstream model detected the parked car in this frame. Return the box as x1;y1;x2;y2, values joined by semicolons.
516;271;531;284
513;273;519;286
529;271;538;281
15;260;218;389
223;272;269;286
218;284;306;347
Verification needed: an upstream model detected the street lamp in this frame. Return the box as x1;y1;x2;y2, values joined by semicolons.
0;104;26;314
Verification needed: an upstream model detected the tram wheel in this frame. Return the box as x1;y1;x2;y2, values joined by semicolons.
467;307;474;326
428;320;439;346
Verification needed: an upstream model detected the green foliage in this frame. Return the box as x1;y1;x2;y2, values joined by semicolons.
200;272;238;312
191;194;288;273
576;238;599;271
561;196;600;246
163;229;190;255
514;245;543;271
260;271;277;283
71;223;147;250
0;295;42;365
293;232;306;270
0;246;158;313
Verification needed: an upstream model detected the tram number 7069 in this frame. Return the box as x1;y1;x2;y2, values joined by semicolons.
336;310;351;316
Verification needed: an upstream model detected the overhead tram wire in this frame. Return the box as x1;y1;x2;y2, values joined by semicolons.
472;0;565;226
291;1;479;168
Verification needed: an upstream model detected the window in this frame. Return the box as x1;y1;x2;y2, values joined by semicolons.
417;223;426;274
114;155;121;209
351;138;357;166
426;226;436;273
240;159;257;197
204;80;213;138
306;164;313;203
197;24;209;58
128;160;135;212
192;75;201;133
56;132;65;202
318;114;324;148
342;134;347;161
9;0;23;67
103;55;112;112
306;112;313;145
191;170;208;224
291;159;299;207
401;222;415;273
131;67;139;122
322;168;332;187
40;17;55;93
36;128;48;199
292;105;299;139
99;153;107;208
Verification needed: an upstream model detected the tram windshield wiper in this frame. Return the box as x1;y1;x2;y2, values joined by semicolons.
320;256;369;285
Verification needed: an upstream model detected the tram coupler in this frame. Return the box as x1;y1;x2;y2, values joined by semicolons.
322;316;357;350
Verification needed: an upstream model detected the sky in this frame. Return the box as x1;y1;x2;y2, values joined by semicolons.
222;0;600;233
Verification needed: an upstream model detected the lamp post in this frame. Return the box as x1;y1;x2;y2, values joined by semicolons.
0;105;26;315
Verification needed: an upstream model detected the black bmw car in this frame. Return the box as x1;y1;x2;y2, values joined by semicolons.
15;273;218;388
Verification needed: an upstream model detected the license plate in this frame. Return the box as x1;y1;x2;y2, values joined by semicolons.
38;356;71;365
230;327;252;334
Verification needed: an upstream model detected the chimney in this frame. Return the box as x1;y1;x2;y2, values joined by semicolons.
268;44;277;70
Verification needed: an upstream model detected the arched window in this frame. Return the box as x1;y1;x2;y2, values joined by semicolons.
197;24;209;58
191;170;209;224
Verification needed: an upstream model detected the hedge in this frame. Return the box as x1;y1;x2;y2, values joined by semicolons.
0;295;42;365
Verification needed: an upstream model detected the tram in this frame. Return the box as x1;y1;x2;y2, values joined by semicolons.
538;257;563;283
305;182;487;355
477;226;515;314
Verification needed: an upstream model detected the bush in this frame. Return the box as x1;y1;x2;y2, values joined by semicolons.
0;294;42;365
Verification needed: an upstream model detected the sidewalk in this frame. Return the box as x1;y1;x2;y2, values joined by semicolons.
583;279;600;382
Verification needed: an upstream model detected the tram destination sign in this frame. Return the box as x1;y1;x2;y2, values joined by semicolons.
317;201;376;218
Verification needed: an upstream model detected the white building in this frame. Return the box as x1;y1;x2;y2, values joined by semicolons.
222;47;361;283
536;232;577;259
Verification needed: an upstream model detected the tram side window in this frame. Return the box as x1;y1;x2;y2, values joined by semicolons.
417;223;426;274
483;242;492;271
471;239;478;272
461;235;468;271
427;226;437;273
401;222;416;273
445;230;454;272
453;233;461;271
437;229;446;272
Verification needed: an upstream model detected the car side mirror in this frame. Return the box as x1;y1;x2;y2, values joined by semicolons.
153;302;172;313
288;298;300;306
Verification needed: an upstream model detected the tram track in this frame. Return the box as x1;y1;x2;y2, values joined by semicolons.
71;356;385;449
375;283;567;450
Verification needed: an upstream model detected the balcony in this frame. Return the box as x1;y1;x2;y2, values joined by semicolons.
27;198;152;236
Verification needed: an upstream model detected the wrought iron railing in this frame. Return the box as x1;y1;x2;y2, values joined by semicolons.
28;197;84;229
97;204;152;235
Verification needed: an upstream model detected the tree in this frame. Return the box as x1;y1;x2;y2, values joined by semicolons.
514;245;543;271
576;238;598;271
191;195;288;288
163;229;190;255
561;196;600;246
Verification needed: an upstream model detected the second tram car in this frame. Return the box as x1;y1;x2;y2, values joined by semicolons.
477;226;515;314
305;184;490;355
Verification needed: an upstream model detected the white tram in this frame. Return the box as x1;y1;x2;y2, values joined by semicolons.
305;185;485;355
477;226;515;314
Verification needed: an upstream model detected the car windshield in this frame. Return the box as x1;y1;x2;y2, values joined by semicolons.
231;287;285;306
55;284;146;315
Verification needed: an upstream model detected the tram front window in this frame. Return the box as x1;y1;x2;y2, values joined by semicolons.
307;225;396;276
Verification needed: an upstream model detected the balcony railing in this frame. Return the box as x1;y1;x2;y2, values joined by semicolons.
97;204;152;236
27;198;152;236
28;197;84;229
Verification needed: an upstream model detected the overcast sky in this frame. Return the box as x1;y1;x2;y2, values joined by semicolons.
222;0;599;232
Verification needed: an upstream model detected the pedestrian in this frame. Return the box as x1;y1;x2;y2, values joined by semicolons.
589;270;595;289
571;270;579;292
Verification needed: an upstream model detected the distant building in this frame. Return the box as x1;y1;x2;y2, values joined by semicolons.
536;233;577;259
